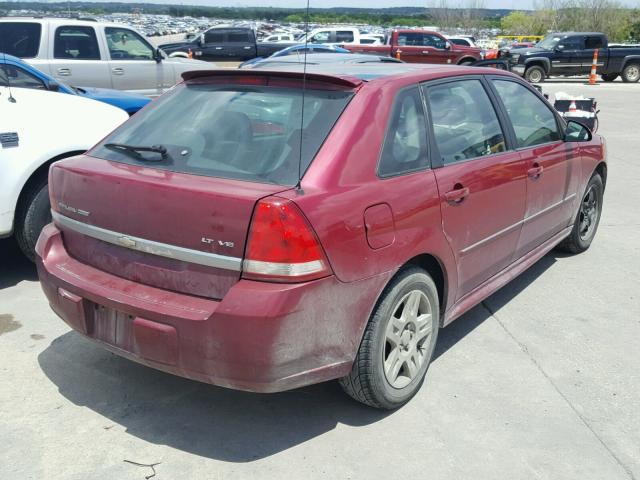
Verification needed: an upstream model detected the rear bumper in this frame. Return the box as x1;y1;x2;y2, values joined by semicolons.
36;224;390;392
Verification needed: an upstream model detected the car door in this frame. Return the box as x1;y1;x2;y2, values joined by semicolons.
424;77;527;299
550;36;584;75
199;28;226;60
224;29;255;60
581;35;605;74
105;26;173;96
48;24;112;88
490;78;578;258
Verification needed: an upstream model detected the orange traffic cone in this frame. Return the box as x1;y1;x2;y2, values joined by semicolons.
569;100;577;113
395;49;402;60
187;49;193;60
587;49;599;85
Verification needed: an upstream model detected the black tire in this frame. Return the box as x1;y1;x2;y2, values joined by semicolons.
340;267;440;409
601;73;618;82
556;173;603;254
621;63;640;83
14;178;51;262
525;65;546;83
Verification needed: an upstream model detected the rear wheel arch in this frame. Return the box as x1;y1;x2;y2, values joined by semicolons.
402;254;448;324
457;57;476;65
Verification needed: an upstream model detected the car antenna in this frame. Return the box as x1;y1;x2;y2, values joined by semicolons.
2;53;17;103
296;0;311;191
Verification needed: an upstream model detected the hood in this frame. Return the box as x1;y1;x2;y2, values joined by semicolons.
511;47;548;56
168;57;210;66
159;41;193;50
453;44;482;53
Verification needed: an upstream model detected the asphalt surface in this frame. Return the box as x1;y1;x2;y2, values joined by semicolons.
1;80;638;480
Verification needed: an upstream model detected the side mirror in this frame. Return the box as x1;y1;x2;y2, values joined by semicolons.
46;79;60;92
555;45;565;52
153;48;163;63
564;120;592;142
186;33;196;41
198;36;205;47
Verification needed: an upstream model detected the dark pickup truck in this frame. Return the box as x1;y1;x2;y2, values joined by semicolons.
159;26;295;61
510;32;640;83
345;29;482;65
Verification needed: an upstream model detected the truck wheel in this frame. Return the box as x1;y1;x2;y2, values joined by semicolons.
621;63;640;83
458;59;475;66
601;73;618;82
15;178;51;262
339;267;439;409
525;65;545;83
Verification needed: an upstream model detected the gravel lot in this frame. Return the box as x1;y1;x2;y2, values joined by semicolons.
1;79;638;480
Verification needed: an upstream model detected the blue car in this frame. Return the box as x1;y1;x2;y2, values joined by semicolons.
0;53;151;115
239;44;351;69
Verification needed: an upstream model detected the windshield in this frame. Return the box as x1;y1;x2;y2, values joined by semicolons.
91;82;353;185
537;35;562;51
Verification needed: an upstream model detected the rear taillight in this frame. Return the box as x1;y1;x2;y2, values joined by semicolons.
242;196;332;283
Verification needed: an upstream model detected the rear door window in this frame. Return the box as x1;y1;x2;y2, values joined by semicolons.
91;83;353;186
378;87;429;177
491;79;561;148
426;79;506;165
585;36;604;49
0;22;41;58
54;26;101;60
228;30;251;43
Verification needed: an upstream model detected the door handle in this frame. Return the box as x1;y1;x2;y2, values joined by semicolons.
215;47;223;50
112;67;124;75
57;68;71;76
422;50;430;54
243;46;251;50
528;163;544;179
444;184;470;205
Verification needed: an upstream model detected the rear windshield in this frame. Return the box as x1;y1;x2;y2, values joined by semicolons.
0;22;42;58
91;82;353;185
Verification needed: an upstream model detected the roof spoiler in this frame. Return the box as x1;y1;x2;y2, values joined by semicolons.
181;69;363;89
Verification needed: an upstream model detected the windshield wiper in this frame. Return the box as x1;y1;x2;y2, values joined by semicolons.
104;143;170;162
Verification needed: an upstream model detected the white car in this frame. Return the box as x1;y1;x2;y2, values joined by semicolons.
0;18;213;97
0;84;128;260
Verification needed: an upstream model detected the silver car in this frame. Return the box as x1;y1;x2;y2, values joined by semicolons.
0;18;214;96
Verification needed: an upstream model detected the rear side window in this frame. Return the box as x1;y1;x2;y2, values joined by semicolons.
427;79;506;165
336;31;355;43
0;64;46;89
0;22;41;58
492;80;561;148
585;36;604;49
91;83;353;186
54;26;100;60
204;30;225;43
378;87;429;177
228;30;251;43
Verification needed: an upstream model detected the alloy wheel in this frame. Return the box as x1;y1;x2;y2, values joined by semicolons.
383;290;434;389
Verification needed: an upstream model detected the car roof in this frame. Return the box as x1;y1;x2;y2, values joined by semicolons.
0;17;140;30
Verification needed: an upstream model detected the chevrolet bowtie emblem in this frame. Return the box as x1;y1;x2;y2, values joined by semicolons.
116;236;137;248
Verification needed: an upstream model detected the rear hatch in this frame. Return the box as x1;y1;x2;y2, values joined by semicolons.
49;72;357;300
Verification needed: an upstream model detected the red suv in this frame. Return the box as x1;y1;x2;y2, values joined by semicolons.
36;65;606;409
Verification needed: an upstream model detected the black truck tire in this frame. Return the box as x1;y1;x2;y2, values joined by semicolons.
15;179;51;262
621;63;640;83
601;73;618;82
525;65;546;83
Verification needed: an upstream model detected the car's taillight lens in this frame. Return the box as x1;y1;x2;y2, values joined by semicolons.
242;196;332;283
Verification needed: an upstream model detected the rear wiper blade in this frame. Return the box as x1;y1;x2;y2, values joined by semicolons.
104;143;170;162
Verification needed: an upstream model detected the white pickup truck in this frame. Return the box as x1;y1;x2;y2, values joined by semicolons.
0;18;213;96
0;84;128;260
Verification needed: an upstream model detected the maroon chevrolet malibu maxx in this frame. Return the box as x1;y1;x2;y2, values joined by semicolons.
36;65;606;409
